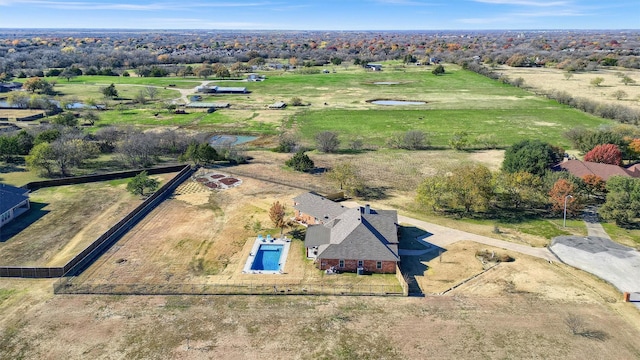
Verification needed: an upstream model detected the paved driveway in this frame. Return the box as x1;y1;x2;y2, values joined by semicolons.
341;201;558;262
550;235;640;295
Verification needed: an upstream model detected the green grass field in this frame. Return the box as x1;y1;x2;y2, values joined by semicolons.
295;106;605;148
18;64;612;148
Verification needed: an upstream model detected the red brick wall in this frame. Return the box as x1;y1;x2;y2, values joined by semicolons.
318;258;396;274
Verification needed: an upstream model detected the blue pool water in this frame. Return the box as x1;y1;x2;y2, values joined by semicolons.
251;244;283;271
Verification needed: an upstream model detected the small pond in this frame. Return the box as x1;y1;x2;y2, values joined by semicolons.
209;134;258;146
373;82;400;85
371;100;426;106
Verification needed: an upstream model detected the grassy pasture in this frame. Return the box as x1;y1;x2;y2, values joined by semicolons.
295;106;606;148
53;82;181;101
55;75;200;88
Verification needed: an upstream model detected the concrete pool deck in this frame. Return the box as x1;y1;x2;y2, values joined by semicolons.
242;235;291;274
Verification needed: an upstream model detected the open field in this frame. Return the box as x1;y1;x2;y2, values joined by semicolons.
39;64;613;149
72;174;401;292
1;244;639;359
0;174;173;266
498;65;640;109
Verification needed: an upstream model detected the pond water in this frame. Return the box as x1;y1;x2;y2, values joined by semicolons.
371;100;426;106
373;82;400;85
0;100;99;110
209;134;258;146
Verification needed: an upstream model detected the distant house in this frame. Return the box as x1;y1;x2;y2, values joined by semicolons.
197;86;249;94
552;159;640;181
0;184;30;229
293;192;400;274
365;63;383;71
268;101;287;109
247;73;265;81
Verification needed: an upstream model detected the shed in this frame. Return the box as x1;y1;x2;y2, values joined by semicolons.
268;101;287;109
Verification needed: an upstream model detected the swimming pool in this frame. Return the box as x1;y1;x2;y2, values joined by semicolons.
250;244;283;271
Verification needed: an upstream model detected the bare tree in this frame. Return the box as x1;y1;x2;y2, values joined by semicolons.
145;86;159;100
315;131;340;153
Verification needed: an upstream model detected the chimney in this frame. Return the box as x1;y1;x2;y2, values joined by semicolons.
364;204;371;214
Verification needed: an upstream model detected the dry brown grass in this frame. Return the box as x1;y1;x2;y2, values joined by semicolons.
0;181;144;266
498;65;640;109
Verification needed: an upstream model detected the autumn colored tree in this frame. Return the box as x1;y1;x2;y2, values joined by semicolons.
581;174;606;199
269;201;287;236
628;138;640;159
548;179;581;216
449;163;494;213
584;144;622;166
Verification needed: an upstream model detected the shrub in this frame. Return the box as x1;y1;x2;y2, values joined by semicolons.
285;151;314;172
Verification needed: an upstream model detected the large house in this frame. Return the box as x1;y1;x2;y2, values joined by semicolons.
293;192;399;274
553;159;640;181
0;184;30;229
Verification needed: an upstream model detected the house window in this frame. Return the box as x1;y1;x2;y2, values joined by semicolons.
339;260;344;268
376;261;382;269
357;260;363;268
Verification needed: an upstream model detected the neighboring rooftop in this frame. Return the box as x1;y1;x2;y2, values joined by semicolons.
553;159;640;181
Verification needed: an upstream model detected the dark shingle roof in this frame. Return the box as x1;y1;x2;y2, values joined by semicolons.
303;203;399;262
293;192;346;222
0;184;29;214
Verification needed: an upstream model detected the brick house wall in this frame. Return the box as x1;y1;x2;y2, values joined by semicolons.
318;258;397;274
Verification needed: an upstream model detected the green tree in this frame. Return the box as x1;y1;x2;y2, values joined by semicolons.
34;128;61;145
58;68;77;82
599;176;640;226
0;136;19;162
621;75;636;86
26;142;55;176
102;83;118;98
590;77;604;87
502;139;564;176
449;131;469;150
326;161;364;196
83;111;99;126
416;173;449;212
496;171;544;209
449;163;494;213
51;112;78;127
330;57;343;66
432;64;445;76
285;151;314;172
127;171;159;196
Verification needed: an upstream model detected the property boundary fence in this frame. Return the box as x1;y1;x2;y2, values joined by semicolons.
53;279;405;297
395;264;409;296
1;165;193;278
22;164;187;191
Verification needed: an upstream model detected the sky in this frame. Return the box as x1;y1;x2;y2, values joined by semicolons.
0;0;638;30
